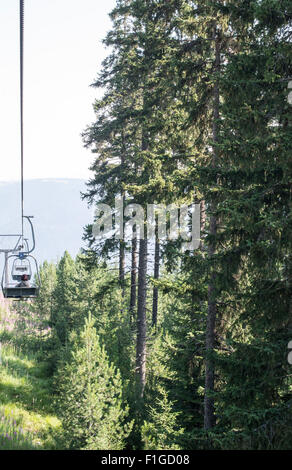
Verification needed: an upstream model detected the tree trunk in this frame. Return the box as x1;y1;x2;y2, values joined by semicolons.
130;236;138;322
204;28;220;431
136;79;149;399
119;131;126;298
136;236;147;399
200;200;206;250
152;218;159;329
119;240;125;297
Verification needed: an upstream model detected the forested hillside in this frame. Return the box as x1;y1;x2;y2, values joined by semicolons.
0;0;291;451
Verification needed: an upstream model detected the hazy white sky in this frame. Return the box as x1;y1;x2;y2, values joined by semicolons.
0;0;116;182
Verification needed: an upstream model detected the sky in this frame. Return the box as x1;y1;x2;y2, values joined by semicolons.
0;0;116;182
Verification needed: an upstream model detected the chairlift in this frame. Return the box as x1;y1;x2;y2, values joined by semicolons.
1;217;40;300
2;254;40;299
1;3;41;301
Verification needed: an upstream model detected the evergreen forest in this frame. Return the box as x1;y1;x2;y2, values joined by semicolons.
0;0;292;451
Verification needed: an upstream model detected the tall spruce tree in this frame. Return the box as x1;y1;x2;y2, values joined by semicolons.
210;0;292;448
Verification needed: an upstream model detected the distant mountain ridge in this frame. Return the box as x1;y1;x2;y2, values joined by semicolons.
0;179;92;265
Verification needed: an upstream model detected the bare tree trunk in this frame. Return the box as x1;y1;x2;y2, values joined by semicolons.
136;81;149;399
152;217;159;329
200;200;206;250
119;240;125;297
136;236;147;399
130;236;138;322
204;28;220;431
119;130;126;298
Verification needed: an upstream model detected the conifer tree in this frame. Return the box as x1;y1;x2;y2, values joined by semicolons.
209;0;292;447
57;315;132;450
35;261;57;326
52;251;80;347
79;0;292;449
141;387;184;450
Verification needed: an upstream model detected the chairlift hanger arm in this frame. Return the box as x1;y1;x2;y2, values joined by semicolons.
22;216;36;255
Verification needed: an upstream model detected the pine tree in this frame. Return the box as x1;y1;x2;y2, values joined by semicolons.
52;251;81;347
141;386;184;450
57;315;132;450
35;261;57;326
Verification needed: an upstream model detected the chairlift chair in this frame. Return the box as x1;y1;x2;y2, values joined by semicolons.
2;254;40;300
1;218;40;300
12;257;32;281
